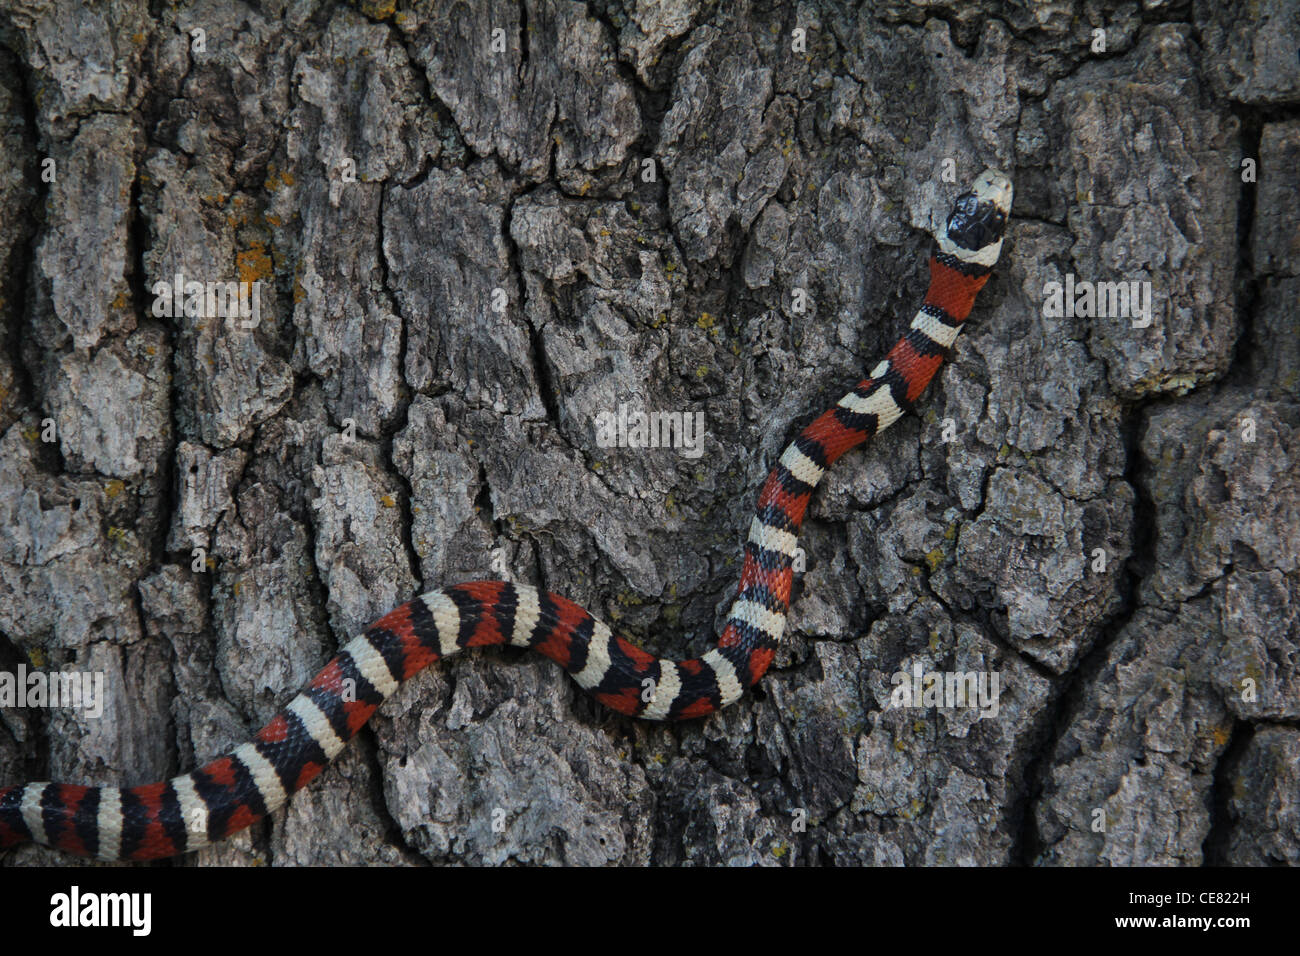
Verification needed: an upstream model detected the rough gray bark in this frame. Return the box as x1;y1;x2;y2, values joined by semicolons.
0;0;1296;866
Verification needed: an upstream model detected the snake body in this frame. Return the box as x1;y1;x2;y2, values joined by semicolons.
0;170;1012;861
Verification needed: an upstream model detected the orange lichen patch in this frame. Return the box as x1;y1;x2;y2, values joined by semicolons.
263;166;296;191
237;241;274;283
359;0;397;19
111;291;129;311
105;479;125;498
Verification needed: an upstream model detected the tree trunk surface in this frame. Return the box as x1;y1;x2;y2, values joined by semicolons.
0;0;1296;866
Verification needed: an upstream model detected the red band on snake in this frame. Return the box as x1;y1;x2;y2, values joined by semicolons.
0;170;1013;860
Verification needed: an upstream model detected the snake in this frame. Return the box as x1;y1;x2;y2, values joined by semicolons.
0;169;1013;861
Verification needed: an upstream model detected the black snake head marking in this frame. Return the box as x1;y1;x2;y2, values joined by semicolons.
938;168;1014;269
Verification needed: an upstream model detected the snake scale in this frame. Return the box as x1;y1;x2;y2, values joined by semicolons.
0;169;1013;861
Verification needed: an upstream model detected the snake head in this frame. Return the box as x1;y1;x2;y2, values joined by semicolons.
938;168;1013;268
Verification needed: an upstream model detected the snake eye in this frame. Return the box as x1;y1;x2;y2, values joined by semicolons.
984;207;1007;239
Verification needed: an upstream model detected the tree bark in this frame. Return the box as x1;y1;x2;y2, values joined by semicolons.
0;0;1296;866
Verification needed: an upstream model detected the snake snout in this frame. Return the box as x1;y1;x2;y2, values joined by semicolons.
972;168;1013;215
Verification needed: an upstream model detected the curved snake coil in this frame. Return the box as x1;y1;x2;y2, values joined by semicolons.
0;169;1013;861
